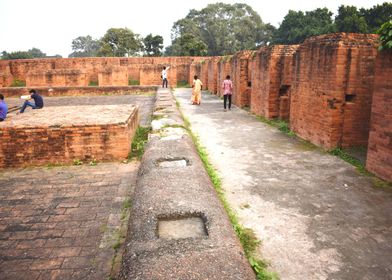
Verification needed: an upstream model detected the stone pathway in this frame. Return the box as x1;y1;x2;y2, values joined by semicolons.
174;89;392;280
0;162;138;280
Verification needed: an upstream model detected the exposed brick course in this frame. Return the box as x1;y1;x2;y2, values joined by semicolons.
0;105;139;168
290;33;378;149
366;51;392;181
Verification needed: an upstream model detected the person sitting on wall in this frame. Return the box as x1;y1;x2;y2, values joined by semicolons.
19;89;44;113
0;93;8;121
161;66;170;88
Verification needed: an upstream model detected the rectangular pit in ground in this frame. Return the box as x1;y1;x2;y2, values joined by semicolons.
158;214;208;239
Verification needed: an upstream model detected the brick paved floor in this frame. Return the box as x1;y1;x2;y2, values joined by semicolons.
0;162;139;280
6;94;155;126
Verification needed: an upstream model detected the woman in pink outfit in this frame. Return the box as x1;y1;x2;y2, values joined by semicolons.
222;75;233;111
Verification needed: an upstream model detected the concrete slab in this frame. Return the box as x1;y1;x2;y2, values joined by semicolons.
174;88;392;280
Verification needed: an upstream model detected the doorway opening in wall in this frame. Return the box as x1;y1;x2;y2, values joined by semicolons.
279;85;290;96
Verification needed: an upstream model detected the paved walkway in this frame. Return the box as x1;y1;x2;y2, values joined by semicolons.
174;89;392;280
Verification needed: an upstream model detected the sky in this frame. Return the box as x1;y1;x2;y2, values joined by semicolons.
0;0;387;57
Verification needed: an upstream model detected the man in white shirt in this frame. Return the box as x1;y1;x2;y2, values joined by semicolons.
161;66;170;88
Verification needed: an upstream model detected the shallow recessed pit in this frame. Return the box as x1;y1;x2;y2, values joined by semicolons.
158;216;208;239
156;157;190;168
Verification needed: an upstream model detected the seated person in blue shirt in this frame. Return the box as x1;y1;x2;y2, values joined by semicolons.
20;89;44;113
0;93;8;121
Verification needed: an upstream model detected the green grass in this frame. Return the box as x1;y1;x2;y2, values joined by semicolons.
329;148;392;190
177;80;191;88
129;79;140;85
128;126;151;160
10;79;26;87
88;81;98;86
179;102;279;280
255;116;295;137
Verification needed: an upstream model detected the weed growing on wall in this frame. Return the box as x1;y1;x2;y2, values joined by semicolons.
128;79;140;85
88;81;98;86
128;126;151;160
10;79;26;87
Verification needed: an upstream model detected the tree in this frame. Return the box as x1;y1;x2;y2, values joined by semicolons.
335;5;369;33
360;3;392;33
28;48;46;58
273;8;335;44
69;35;100;57
168;3;271;56
97;28;143;57
143;34;164;56
166;33;208;56
377;20;392;50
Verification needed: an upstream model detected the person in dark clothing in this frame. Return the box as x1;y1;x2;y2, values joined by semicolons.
0;93;8;121
20;89;44;113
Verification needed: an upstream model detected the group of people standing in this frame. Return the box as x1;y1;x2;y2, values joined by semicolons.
191;74;233;111
161;66;233;110
0;89;44;122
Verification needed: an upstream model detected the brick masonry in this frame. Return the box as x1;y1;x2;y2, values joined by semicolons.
0;86;157;98
290;33;378;149
366;51;392;181
0;105;139;168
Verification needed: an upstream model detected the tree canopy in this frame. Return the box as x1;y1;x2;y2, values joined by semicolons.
69;35;100;57
167;3;274;56
97;28;143;57
1;48;48;60
143;34;164;56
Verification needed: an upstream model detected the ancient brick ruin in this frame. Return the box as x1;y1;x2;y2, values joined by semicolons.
0;32;390;181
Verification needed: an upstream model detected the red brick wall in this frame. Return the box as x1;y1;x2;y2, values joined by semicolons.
140;65;177;86
232;51;253;108
207;57;220;94
189;63;201;85
98;66;129;86
0;86;157;98
250;45;298;119
0;107;139;168
200;60;210;90
366;51;392;181
26;69;88;87
290;33;378;149
217;58;233;97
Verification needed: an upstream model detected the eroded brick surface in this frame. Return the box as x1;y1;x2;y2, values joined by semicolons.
0;162;138;280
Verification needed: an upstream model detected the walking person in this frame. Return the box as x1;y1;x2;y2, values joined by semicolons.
0;93;8;121
19;89;44;113
161;66;170;88
222;75;233;111
192;75;203;105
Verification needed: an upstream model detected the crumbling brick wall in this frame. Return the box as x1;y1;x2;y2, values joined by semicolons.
0;106;139;168
26;69;88;87
250;45;298;120
366;51;392;181
98;66;129;86
207;57;220;94
290;33;378;149
217;57;233;97
189;63;201;85
232;51;253;108
200;59;210;90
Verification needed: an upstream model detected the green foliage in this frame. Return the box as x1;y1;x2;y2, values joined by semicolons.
128;79;140;85
377;20;392;50
143;34;164;56
69;35;100;57
98;28;143;57
10;79;26;87
272;8;335;44
335;5;369;33
1;48;47;60
89;81;98;86
73;159;83;166
128;126;151;160
360;3;392;33
168;3;273;56
176;80;190;87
